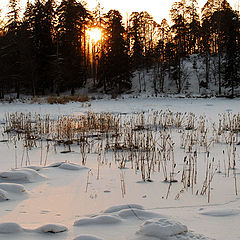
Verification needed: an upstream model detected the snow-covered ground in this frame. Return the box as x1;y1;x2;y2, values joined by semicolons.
0;97;240;240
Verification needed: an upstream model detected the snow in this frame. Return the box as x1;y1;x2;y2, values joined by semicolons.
47;162;65;167
0;168;46;183
74;215;122;226
103;204;144;213
137;218;188;238
0;189;9;201
0;183;26;193
200;208;240;217
58;162;88;171
34;224;68;233
74;235;103;240
24;166;42;171
118;209;164;219
0;97;240;240
0;222;23;233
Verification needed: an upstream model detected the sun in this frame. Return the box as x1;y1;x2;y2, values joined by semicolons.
87;28;102;43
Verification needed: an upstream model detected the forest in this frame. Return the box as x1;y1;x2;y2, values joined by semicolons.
0;0;239;98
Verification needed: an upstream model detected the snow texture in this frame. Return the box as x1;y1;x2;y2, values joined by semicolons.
0;189;9;201
137;218;188;238
35;224;68;233
118;209;164;219
103;204;144;213
200;209;240;217
58;162;88;171
24;166;42;171
0;222;23;233
74;215;121;226
0;183;26;193
74;235;103;240
0;168;46;183
47;162;65;167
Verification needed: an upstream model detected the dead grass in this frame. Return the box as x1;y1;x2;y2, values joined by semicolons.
32;95;89;104
3;111;240;202
46;95;89;104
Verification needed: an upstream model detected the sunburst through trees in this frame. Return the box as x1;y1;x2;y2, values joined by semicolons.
0;0;239;98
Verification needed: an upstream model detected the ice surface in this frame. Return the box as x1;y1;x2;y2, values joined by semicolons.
0;98;240;240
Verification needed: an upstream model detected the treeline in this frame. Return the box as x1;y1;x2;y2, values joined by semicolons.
0;0;239;98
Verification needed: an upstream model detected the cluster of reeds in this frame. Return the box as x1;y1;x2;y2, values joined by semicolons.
32;95;90;104
2;110;239;202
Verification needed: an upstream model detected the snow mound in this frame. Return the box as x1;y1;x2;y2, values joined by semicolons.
74;235;103;240
35;224;68;233
0;222;23;233
0;189;9;201
0;168;46;183
24;166;42;171
47;162;65;167
200;209;240;217
137;218;188;238
118;209;164;219
103;204;144;213
168;231;212;239
58;163;88;171
74;215;121;226
0;183;26;193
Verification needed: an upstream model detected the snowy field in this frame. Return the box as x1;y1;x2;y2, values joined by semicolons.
0;97;240;240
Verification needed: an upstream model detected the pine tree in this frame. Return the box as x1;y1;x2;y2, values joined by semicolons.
187;0;200;54
170;0;189;92
18;1;35;96
129;12;144;69
5;0;22;98
222;9;240;97
101;10;132;94
154;18;170;93
29;0;56;95
57;0;89;94
0;8;6;98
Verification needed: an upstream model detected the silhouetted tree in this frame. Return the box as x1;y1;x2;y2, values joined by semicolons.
57;0;89;94
100;10;132;94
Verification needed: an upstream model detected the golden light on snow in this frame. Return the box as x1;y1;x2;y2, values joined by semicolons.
87;28;102;43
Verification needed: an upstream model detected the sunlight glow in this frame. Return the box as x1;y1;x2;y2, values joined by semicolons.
87;28;102;43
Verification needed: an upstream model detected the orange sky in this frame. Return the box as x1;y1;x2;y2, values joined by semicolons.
0;0;238;23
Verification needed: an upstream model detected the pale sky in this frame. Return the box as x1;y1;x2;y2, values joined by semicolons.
0;0;238;23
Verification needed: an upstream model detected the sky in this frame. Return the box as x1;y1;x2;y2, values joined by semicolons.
0;0;238;24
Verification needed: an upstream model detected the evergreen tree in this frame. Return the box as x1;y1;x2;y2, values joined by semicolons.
129;12;144;69
100;10;132;94
57;0;89;94
222;10;240;96
31;0;55;95
18;0;35;96
154;18;170;93
5;0;22;98
170;0;189;92
187;0;200;54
